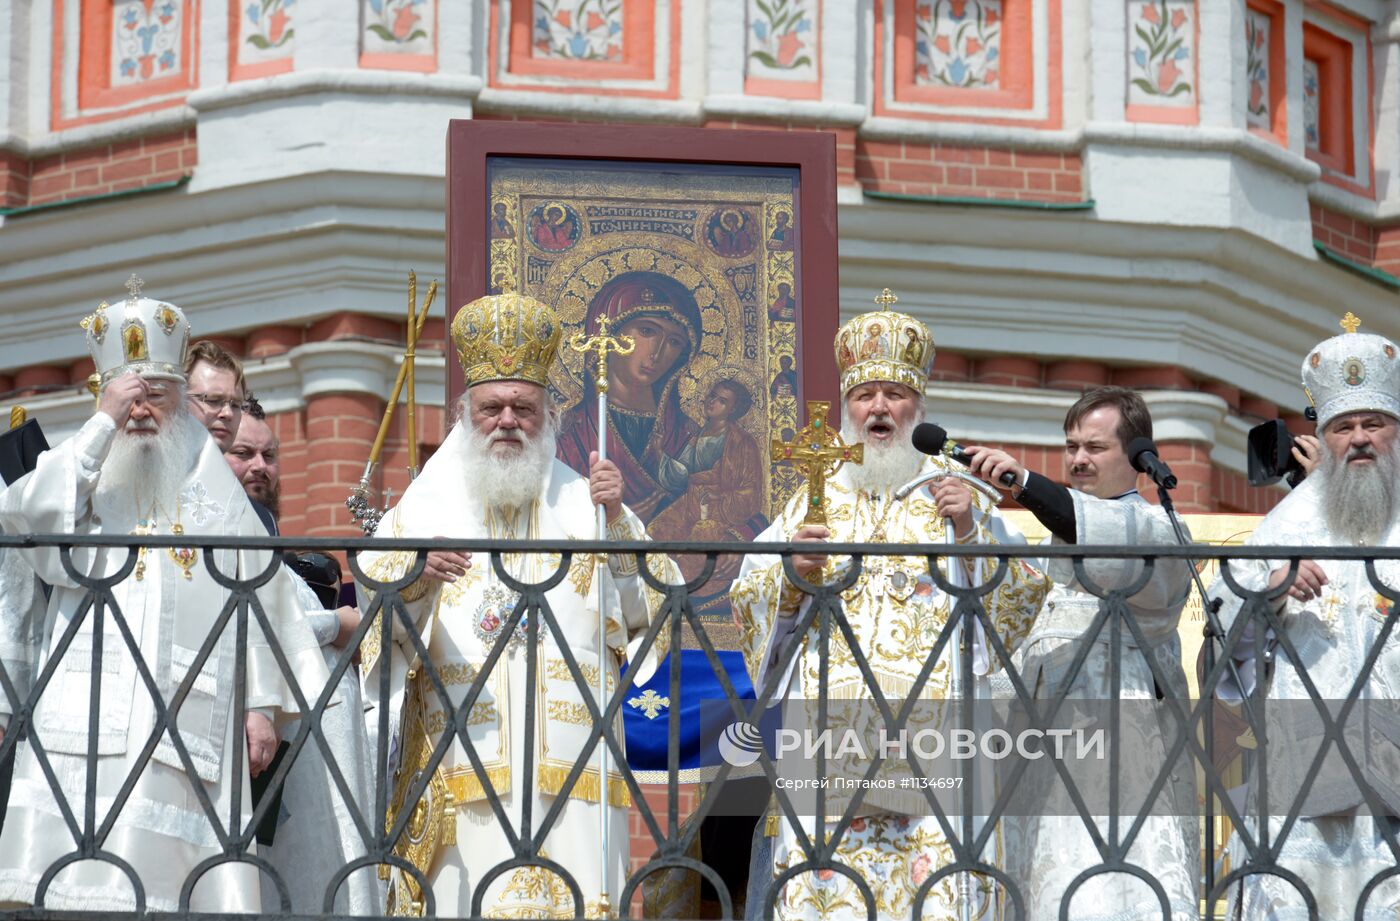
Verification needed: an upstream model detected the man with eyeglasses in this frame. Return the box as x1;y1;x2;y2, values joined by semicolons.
184;342;280;533
184;340;248;452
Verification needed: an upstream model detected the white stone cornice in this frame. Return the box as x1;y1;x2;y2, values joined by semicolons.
924;383;1075;447
0;171;447;370
701;96;867;126
186;70;484;113
1139;391;1230;445
0;388;100;446
1082;122;1321;183
1214;412;1256;482
0;106;195;158
1309;179;1400;224
859;117;1082;151
473;88;704;124
286;340;446;403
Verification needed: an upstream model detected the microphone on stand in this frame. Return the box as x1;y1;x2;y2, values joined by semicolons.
911;422;1019;488
1126;437;1178;490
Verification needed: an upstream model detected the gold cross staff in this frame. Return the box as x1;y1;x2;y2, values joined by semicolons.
568;315;635;393
566;310;637;917
773;400;863;527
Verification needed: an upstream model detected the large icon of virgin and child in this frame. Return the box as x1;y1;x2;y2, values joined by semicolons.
554;271;769;616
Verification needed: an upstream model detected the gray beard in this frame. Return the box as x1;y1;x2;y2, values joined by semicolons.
461;420;557;511
97;410;205;518
1318;444;1400;545
840;409;925;496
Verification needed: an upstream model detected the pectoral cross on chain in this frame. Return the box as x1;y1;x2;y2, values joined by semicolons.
773;400;863;527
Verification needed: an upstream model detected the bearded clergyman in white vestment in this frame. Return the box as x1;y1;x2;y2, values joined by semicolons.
1211;317;1400;920
964;386;1198;921
0;287;328;912
358;292;678;918
732;301;1048;921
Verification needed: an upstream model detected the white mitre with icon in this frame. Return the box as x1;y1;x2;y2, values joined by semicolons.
81;273;191;386
1302;311;1400;427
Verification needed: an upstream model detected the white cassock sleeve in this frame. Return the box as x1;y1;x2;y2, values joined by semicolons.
0;413;118;732
0;413;118;587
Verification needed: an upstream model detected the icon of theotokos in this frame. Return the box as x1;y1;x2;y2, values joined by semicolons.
556;271;703;522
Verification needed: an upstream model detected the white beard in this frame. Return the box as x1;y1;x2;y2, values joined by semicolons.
840;407;925;496
1318;440;1400;545
97;409;206;519
461;418;557;512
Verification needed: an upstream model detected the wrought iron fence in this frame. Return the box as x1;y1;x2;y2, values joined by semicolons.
0;532;1397;920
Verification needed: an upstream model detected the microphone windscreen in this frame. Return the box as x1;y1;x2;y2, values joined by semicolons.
911;422;949;456
1125;436;1158;473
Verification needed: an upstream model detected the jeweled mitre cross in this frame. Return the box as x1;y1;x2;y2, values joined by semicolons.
772;400;863;527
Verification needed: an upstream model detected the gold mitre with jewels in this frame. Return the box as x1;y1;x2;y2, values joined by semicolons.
1301;311;1400;427
833;289;936;394
80;274;190;386
451;292;562;387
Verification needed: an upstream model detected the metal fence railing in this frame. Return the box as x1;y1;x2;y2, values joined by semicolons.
0;533;1396;920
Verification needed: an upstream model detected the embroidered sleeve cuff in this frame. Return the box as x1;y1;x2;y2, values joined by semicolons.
606;510;645;577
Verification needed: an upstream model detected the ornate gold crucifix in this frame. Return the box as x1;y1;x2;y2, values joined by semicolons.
568;314;634;395
772;400;863;527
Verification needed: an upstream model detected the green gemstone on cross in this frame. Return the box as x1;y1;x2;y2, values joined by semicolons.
814;419;822;428
811;497;821;507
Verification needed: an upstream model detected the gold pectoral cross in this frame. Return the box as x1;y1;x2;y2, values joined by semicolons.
772;400;864;527
568;315;635;394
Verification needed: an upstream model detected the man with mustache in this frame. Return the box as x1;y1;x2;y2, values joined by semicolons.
1210;317;1400;920
731;299;1047;921
357;292;679;917
0;284;327;911
961;388;1198;921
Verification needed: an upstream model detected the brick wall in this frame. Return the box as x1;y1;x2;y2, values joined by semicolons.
855;141;1084;202
0;150;29;209
1311;203;1375;264
703;119;858;187
1212;466;1284;515
1154;441;1212;513
4;127;196;211
1377;226;1400;279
